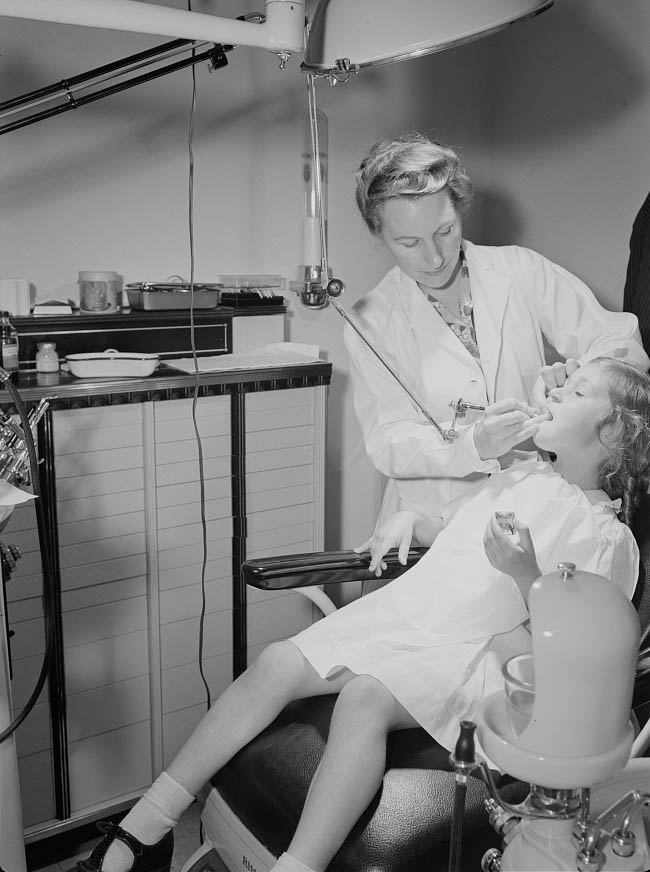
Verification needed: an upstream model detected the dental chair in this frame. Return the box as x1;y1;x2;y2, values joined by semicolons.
182;499;650;872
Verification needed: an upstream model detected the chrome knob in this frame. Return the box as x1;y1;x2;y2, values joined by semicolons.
611;828;636;857
558;561;576;581
481;848;502;872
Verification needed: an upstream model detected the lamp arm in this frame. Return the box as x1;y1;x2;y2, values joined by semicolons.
0;0;305;54
0;41;230;137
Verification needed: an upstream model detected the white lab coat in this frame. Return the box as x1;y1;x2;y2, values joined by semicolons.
344;241;649;528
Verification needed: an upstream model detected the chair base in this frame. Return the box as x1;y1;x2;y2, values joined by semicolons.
179;787;277;872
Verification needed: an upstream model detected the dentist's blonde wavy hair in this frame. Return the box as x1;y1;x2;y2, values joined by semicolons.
355;132;474;236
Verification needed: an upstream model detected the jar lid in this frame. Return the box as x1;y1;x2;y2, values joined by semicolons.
38;342;56;349
78;271;119;281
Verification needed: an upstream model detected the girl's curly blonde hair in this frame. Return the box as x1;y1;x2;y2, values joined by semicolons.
594;357;650;525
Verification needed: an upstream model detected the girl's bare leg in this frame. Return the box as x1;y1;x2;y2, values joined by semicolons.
98;642;354;872
286;675;418;872
167;640;354;794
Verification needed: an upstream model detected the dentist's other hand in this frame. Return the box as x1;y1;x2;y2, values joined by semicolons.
473;398;542;460
354;511;421;577
531;358;580;409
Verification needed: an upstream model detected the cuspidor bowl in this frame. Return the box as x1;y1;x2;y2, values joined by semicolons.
66;349;159;378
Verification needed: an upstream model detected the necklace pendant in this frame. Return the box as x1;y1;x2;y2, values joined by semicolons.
460;249;469;279
460;299;473;320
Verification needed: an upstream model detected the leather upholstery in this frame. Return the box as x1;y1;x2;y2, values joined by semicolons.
209;696;528;872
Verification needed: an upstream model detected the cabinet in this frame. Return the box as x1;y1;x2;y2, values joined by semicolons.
3;363;330;841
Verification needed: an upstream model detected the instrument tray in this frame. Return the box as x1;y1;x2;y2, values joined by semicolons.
125;283;221;310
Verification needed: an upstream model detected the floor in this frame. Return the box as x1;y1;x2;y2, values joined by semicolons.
32;803;229;872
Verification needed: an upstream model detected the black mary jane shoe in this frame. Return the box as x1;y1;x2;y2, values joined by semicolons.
68;820;174;872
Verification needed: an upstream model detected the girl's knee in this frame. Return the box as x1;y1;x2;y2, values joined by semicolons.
248;640;305;685
334;675;397;726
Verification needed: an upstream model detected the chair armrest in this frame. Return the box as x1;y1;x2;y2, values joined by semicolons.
242;547;428;590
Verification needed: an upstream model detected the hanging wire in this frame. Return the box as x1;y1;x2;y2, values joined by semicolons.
183;2;213;712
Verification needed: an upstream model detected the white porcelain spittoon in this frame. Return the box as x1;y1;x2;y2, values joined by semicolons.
479;562;639;790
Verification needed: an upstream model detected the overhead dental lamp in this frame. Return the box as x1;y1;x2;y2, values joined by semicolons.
0;0;554;68
302;0;554;80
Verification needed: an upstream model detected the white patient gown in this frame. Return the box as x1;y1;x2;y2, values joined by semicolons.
289;460;638;751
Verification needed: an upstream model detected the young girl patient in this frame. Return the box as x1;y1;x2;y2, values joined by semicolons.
73;357;650;872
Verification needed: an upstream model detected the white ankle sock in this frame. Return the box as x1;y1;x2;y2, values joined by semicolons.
101;772;194;871
270;852;316;872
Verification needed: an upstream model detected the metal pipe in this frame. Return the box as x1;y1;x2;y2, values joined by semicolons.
0;38;196;115
0;43;229;136
0;0;305;53
329;297;450;441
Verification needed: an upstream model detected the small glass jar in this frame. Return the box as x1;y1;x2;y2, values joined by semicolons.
36;342;60;373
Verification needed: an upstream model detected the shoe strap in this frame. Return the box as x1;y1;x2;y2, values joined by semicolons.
97;821;145;858
75;820;145;870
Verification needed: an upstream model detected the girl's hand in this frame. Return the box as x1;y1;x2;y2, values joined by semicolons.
483;517;541;595
531;358;580;409
354;511;421;577
473;398;545;460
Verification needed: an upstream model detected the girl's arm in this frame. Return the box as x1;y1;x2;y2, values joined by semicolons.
483;516;541;604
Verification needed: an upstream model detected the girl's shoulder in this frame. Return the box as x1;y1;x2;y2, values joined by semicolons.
587;493;635;543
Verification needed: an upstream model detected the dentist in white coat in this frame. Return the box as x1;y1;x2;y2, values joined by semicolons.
347;132;649;542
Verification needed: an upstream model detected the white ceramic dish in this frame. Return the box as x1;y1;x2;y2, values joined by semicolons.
66;349;160;378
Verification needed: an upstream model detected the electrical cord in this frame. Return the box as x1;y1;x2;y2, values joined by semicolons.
0;376;56;743
185;0;213;713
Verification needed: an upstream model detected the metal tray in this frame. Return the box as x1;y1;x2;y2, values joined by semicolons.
66;349;160;378
125;283;221;311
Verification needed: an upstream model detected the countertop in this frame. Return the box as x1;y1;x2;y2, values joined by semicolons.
0;359;332;408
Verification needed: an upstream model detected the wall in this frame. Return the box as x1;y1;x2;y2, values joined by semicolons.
485;0;650;309
1;0;650;550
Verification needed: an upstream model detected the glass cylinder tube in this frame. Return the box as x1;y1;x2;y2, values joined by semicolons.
301;105;328;271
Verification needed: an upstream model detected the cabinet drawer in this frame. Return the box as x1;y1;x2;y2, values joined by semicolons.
66;675;151;742
160;611;232;668
19;751;56;828
65;630;150;695
155;435;231;465
161;653;231;715
159;578;231;624
157;498;231;530
68;720;152;812
63;596;148;648
158;555;231;591
155;456;230;486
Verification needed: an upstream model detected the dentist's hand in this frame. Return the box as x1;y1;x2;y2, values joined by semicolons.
354;511;421;577
483;516;541;597
532;359;580;409
473;398;544;460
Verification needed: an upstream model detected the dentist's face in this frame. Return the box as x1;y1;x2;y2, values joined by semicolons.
534;363;613;457
378;190;463;291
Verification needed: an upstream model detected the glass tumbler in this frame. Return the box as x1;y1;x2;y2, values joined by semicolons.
502;652;535;736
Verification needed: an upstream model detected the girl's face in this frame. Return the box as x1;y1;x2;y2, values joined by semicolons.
378;190;463;291
534;363;613;458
